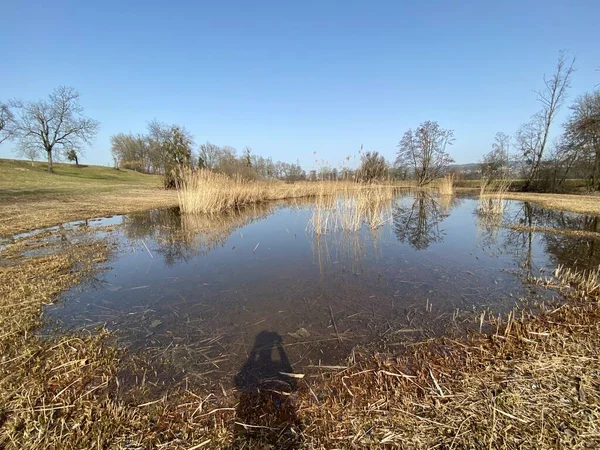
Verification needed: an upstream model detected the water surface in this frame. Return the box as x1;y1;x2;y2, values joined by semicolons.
44;193;600;388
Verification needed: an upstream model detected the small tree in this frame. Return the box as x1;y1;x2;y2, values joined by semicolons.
481;132;510;180
111;133;149;171
162;125;194;189
198;142;220;170
66;149;80;166
10;87;99;173
243;147;252;167
358;151;389;182
395;121;454;186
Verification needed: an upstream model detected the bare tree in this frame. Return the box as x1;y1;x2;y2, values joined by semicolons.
18;147;40;166
358;151;389;182
563;90;600;189
395;121;454;186
520;52;575;189
481;132;510;179
198;142;220;170
0;103;14;144
10;87;99;173
111;133;149;171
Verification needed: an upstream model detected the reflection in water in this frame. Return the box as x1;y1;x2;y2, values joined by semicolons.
506;202;600;271
123;204;274;265
45;194;600;399
233;331;302;449
393;192;452;250
310;228;385;278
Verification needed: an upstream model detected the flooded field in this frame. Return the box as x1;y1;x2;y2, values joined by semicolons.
42;192;600;390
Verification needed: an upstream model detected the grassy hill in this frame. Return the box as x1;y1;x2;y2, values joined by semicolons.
0;159;177;237
0;159;162;198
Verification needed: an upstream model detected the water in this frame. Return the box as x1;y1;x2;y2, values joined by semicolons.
42;193;600;389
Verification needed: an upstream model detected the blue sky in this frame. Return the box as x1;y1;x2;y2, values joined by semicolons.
0;0;598;169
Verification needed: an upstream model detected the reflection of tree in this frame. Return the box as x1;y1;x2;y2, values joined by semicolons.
505;202;600;272
393;192;450;250
122;204;274;265
475;211;503;248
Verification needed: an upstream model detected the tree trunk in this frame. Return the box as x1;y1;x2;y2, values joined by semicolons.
47;149;54;173
75;155;79;166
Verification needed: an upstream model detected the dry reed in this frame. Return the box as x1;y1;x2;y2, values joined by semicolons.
436;174;454;196
307;185;395;235
477;177;511;216
176;168;356;214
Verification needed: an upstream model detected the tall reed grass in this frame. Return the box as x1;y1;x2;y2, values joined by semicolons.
477;177;511;216
436;174;454;196
307;185;395;235
176;168;357;214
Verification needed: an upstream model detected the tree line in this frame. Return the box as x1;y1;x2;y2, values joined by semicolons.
111;128;309;186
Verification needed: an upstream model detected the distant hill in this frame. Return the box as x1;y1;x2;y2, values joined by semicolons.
449;163;480;172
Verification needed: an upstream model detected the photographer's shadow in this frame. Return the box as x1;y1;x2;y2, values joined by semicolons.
232;331;303;449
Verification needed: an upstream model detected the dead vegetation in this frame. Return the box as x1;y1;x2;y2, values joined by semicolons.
435;174;454;196
502;191;600;216
308;185;396;235
508;224;600;239
477;177;512;217
176;168;360;215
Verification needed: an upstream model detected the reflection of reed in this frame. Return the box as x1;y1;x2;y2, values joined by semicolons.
475;209;503;247
477;178;511;216
310;228;384;278
438;194;464;215
179;204;274;255
123;204;274;264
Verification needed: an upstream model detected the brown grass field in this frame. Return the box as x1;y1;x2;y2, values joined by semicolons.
0;159;177;237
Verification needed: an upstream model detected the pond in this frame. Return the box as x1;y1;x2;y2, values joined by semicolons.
43;192;600;390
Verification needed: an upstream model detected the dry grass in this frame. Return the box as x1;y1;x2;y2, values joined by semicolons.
176;168;358;214
296;267;600;449
435;174;454;196
478;177;512;216
503;192;600;215
0;158;176;238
